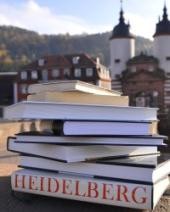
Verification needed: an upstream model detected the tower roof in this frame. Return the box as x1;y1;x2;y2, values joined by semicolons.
110;7;134;39
153;4;170;37
127;52;159;65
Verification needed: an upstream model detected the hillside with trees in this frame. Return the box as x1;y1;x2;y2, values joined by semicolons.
0;26;153;72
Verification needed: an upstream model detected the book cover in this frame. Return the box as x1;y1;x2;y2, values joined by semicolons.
11;169;170;210
15;133;166;146
4;101;158;121
27;80;121;96
7;137;158;163
39;119;158;136
18;153;170;184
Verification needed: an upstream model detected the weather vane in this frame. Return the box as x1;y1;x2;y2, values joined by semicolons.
120;0;123;9
164;0;167;7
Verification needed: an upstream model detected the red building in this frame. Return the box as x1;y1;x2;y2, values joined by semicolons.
121;53;165;113
16;53;111;101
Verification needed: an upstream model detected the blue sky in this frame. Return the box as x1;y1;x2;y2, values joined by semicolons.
0;0;169;39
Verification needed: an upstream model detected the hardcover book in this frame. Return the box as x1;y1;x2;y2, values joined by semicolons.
7;137;159;162
27;91;129;106
27;80;121;96
11;169;170;210
18;154;170;184
15;132;166;146
4;101;158;121
37;119;158;136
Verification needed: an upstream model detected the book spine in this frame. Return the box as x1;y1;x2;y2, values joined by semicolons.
11;170;152;209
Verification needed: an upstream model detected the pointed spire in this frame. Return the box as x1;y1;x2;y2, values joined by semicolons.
163;1;168;20
153;1;170;37
119;0;125;23
119;9;125;23
110;0;134;39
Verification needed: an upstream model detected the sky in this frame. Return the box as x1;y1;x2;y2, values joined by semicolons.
0;0;169;40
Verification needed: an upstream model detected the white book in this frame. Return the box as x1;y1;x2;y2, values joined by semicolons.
28;80;121;96
48;120;158;136
19;154;170;184
27;91;129;106
11;169;170;210
14;133;166;146
7;138;158;162
4;101;158;121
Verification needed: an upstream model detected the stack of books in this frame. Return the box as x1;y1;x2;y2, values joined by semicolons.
5;80;170;210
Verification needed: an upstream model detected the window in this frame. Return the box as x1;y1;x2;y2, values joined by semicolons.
131;67;136;72
38;59;45;66
86;68;93;77
52;69;60;78
31;70;38;79
42;69;48;81
20;84;28;94
63;68;70;78
21;71;27;80
72;56;80;64
114;59;120;63
74;68;81;77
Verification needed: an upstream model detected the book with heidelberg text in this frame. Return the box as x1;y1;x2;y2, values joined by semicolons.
11;169;170;210
28;80;121;96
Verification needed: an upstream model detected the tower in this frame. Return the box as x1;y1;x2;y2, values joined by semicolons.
110;5;135;81
153;4;170;73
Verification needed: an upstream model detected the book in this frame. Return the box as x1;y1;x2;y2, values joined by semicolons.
27;91;129;106
11;169;170;210
7;137;159;162
4;101;158;121
27;80;121;96
18;154;170;184
15;132;166;146
37;119;158;136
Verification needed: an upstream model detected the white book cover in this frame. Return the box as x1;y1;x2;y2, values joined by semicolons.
28;80;121;96
58;120;157;136
27;91;129;106
15;133;166;146
11;169;170;210
4;101;158;121
7;138;158;162
19;154;170;184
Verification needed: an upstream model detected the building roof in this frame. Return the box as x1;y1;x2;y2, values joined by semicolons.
64;53;96;68
122;68;165;80
127;53;159;65
110;8;134;39
23;53;97;70
154;5;170;37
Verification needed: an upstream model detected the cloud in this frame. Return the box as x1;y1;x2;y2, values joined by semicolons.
125;12;155;40
0;0;158;38
0;0;111;35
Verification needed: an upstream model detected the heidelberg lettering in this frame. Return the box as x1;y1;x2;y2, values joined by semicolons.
14;174;149;206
